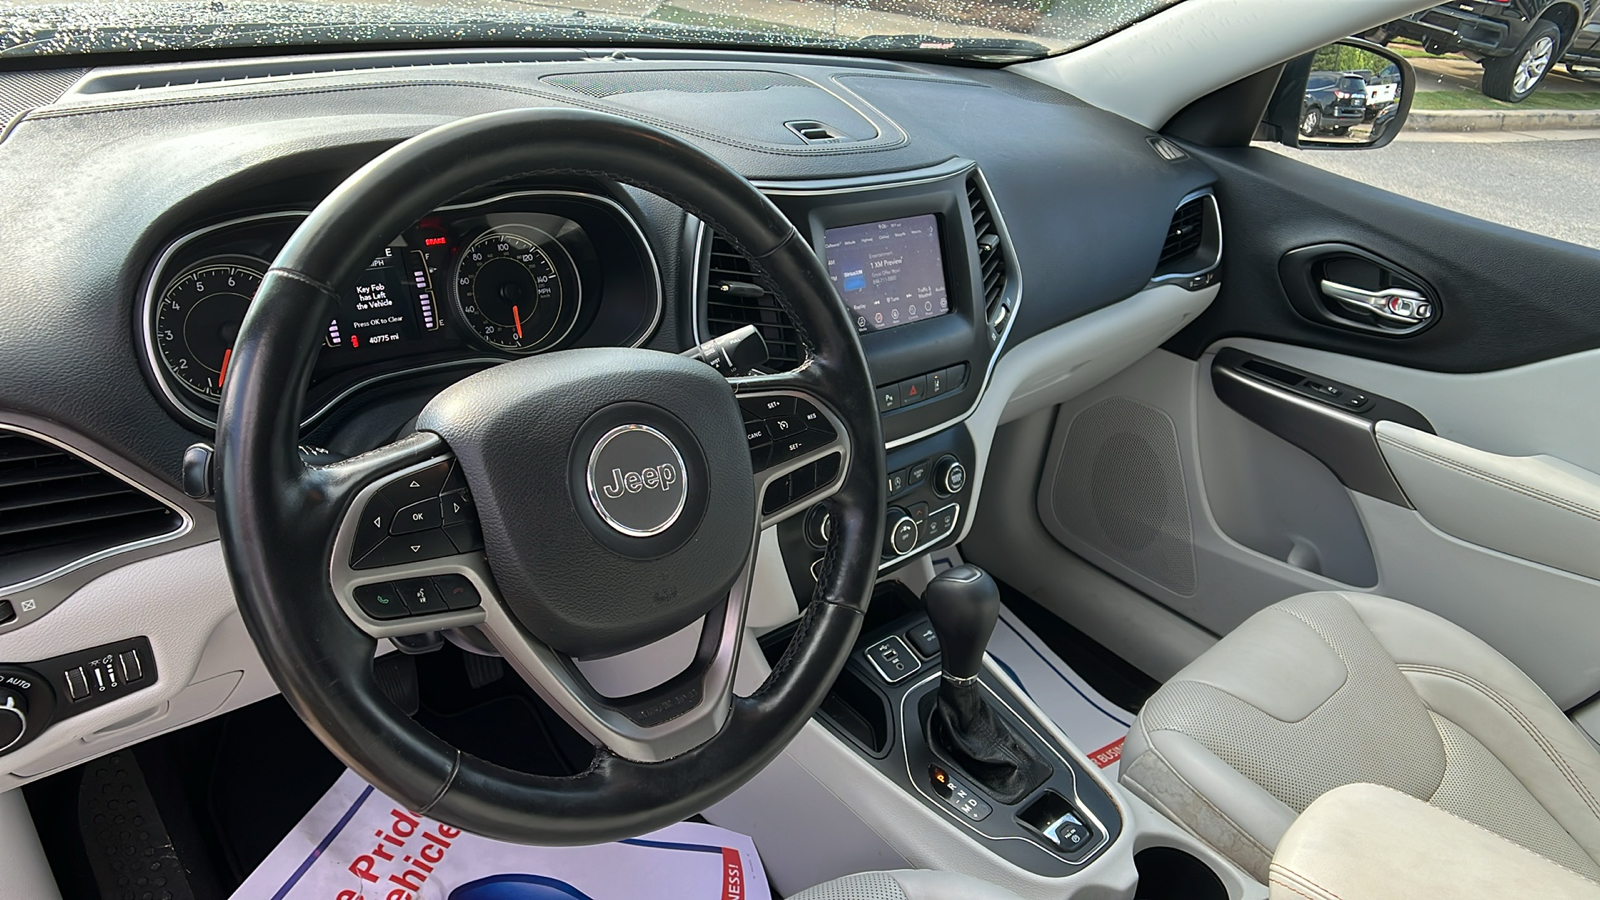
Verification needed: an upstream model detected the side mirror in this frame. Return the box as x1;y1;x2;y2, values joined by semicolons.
1259;38;1415;150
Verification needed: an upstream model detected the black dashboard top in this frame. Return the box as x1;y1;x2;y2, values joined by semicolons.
0;49;1215;485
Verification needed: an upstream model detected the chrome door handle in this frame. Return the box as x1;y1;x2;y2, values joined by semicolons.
1320;280;1433;326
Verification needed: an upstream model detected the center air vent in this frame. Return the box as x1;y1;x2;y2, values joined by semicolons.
0;429;183;589
702;233;803;372
966;174;1012;334
1152;191;1221;284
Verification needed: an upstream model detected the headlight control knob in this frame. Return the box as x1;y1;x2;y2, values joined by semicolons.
935;455;967;496
884;508;919;559
0;687;28;755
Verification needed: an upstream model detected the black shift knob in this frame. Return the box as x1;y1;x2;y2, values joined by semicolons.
923;564;1000;680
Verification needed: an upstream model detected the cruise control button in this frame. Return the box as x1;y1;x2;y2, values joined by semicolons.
395;577;447;615
350;495;396;564
376;460;452;509
392;497;442;535
440;489;475;526
771;430;821;463
765;415;803;439
740;396;794;419
744;417;771;447
796;400;833;436
355;531;457;569
433;575;482;610
747;441;772;471
353;582;409;620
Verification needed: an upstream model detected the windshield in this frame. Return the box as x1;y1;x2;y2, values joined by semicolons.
1;0;1184;62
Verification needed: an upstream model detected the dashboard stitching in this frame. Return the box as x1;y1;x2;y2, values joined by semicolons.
27;77;912;157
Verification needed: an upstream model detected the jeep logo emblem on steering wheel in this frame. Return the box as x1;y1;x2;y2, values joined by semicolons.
586;424;689;537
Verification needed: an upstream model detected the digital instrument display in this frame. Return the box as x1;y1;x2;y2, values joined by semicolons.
324;247;432;351
824;215;950;334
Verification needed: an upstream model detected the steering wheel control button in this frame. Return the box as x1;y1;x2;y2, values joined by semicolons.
353;582;409;620
797;400;833;436
442;459;467;494
433;575;482;610
391;498;442;535
740;396;794;419
395;577;447;615
351;495;397;563
864;635;920;683
444;521;484;553
376;459;452;508
440;489;474;526
935;456;967;496
884;509;918;558
355;530;457;569
762;453;842;518
586;424;689;537
744;417;771;447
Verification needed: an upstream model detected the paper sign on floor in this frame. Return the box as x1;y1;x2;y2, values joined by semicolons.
231;768;769;900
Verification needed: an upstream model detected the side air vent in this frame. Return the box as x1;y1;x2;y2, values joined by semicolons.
966;174;1012;333
1152;191;1221;284
0;429;183;588
703;233;803;371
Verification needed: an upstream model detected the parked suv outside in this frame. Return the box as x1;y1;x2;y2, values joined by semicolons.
1302;71;1369;135
1369;0;1595;101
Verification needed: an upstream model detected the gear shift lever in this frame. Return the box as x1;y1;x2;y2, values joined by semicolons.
923;565;1051;804
923;564;1002;682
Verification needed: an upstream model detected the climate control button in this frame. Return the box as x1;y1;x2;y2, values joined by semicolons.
884;508;919;558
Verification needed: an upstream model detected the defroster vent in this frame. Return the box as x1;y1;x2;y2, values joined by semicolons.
966;175;1011;332
703;232;804;371
0;429;183;588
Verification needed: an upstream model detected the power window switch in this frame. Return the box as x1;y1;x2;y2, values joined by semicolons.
118;650;144;683
65;666;89;701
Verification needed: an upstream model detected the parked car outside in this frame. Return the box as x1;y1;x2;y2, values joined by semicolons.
1302;71;1370;136
1350;64;1402;115
1565;17;1600;72
1366;1;1597;102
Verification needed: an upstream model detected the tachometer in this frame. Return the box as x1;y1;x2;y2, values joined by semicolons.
152;256;264;401
451;227;578;353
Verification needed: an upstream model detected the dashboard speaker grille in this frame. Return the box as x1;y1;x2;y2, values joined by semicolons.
544;70;801;99
0;68;87;129
966;175;1010;329
1050;397;1196;596
1159;196;1207;269
0;430;182;588
703;233;803;371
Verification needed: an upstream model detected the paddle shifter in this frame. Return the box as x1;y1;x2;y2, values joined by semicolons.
924;565;1052;804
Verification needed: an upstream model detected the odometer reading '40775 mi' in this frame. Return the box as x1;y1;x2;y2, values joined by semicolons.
152;256;264;400
450;226;578;354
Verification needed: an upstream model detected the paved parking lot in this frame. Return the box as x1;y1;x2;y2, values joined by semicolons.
1268;131;1600;250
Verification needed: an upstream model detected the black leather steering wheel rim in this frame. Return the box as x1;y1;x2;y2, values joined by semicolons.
215;108;885;843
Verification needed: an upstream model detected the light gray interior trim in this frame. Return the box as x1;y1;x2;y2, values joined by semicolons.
1375;421;1600;583
1012;0;1436;129
0;788;62;900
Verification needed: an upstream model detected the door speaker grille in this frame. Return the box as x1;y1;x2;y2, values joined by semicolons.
1051;397;1196;595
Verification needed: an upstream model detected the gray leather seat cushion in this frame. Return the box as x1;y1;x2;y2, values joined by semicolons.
788;870;1026;900
1121;591;1600;883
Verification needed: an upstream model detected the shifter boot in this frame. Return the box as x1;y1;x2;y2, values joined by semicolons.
928;677;1052;804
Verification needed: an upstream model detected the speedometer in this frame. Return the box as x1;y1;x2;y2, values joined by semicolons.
152;256;264;401
451;227;578;354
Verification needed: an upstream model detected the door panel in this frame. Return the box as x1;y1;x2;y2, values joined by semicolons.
1009;146;1600;709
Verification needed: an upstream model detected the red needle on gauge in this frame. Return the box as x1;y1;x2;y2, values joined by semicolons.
219;347;232;388
512;305;523;339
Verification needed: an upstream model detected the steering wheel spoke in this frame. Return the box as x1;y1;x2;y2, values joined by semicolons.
734;376;852;528
475;533;759;764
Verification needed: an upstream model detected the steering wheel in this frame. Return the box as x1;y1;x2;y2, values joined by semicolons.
214;109;885;844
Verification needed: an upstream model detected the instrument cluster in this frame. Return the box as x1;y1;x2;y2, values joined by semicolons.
141;189;662;430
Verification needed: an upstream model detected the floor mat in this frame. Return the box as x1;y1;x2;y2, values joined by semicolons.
231;768;769;900
925;552;1136;771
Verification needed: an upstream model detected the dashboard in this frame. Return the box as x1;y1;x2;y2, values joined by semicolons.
0;48;1219;790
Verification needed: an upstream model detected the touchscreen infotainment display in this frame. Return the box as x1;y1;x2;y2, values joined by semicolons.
824;215;949;334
